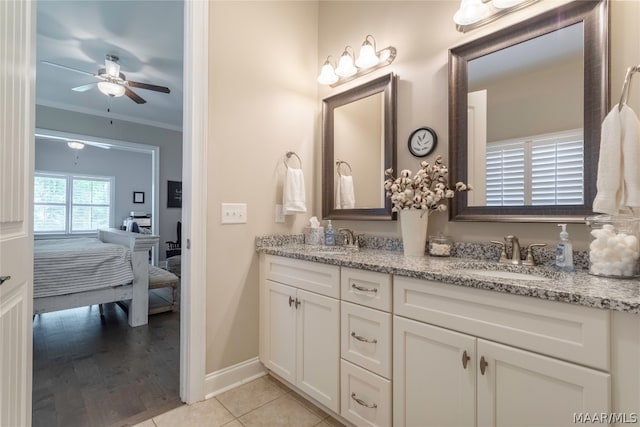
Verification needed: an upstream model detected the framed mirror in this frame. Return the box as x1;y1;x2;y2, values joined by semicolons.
322;73;397;220
449;0;608;222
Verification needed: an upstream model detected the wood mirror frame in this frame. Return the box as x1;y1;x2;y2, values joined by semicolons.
322;73;397;220
449;0;609;223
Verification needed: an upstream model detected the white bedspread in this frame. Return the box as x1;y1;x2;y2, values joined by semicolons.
34;237;134;298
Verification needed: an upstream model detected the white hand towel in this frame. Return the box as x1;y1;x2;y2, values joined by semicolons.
621;105;640;208
336;175;355;209
283;167;307;214
593;106;623;215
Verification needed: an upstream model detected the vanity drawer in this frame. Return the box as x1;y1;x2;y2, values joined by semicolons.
341;359;391;427
341;267;392;312
341;301;392;379
263;255;340;298
393;276;610;370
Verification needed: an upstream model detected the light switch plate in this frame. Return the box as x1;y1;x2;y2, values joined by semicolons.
221;203;247;224
275;204;285;223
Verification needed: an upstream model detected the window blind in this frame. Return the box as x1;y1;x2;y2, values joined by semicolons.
486;130;583;207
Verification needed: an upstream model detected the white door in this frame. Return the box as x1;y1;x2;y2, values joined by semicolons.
393;316;476;427
0;1;36;425
264;280;296;384
477;339;610;427
296;289;340;412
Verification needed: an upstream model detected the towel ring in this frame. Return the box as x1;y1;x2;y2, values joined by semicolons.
618;65;640;111
336;160;353;177
284;151;302;169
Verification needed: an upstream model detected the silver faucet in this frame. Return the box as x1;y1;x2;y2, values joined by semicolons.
491;235;546;266
338;228;359;249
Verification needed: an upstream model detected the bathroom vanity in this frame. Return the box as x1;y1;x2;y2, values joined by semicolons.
258;240;640;427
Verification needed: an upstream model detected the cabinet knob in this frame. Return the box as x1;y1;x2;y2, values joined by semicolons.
480;356;488;375
0;276;10;286
288;296;294;307
461;350;470;369
294;298;300;309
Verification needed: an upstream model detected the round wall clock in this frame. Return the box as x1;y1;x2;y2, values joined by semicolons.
408;127;437;157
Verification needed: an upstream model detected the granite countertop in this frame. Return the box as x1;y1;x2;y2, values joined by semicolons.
256;236;640;314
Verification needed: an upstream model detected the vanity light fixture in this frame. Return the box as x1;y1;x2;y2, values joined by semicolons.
97;81;126;98
317;35;396;87
67;141;85;150
454;0;540;33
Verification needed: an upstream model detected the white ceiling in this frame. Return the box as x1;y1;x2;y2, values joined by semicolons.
36;0;184;131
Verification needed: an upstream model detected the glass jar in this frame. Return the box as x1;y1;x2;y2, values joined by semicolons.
429;235;452;257
585;214;640;278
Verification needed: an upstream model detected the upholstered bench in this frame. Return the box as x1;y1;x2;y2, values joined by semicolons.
148;265;179;314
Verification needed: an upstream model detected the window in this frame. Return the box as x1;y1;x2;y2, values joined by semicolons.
486;129;584;206
34;172;114;234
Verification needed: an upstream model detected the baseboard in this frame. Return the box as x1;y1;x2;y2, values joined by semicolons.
204;357;266;399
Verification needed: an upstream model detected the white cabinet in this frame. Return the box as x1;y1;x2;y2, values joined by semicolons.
393;277;611;427
260;256;340;412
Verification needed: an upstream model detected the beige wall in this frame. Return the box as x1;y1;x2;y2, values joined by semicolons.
206;1;318;373
205;0;640;375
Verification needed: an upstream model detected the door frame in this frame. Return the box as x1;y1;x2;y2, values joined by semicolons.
180;0;208;404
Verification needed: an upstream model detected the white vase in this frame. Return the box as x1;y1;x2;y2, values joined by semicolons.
400;209;429;257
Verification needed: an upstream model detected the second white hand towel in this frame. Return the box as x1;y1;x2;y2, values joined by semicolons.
593;106;623;215
283;167;307;214
336;175;356;209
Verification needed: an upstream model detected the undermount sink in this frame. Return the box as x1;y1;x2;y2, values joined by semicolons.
459;269;549;282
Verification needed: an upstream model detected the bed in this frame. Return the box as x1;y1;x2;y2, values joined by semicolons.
33;229;159;327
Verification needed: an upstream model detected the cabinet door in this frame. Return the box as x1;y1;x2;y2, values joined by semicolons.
297;289;340;412
264;280;297;384
394;316;476;427
477;339;610;427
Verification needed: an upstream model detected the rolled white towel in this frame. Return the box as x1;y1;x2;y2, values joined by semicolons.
336;175;355;209
283;167;307;214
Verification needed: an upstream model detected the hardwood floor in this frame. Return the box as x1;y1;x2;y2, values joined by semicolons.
32;303;181;427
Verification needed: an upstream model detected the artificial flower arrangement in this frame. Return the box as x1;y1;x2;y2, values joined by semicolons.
384;155;471;215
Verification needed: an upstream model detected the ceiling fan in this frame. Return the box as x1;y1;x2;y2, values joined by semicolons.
41;54;170;104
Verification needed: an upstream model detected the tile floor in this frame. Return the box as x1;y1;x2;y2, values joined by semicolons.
134;375;345;427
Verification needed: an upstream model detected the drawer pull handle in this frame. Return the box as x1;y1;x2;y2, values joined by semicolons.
480;356;488;375
461;350;470;369
351;392;377;409
288;296;294;307
0;276;10;286
351;332;378;344
352;283;377;293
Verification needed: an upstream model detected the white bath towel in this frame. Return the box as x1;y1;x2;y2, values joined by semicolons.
283;167;307;214
593;105;640;215
336;175;356;209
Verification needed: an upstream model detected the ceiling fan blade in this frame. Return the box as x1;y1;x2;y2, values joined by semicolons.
126;80;171;93
41;60;97;77
125;87;146;104
72;83;97;92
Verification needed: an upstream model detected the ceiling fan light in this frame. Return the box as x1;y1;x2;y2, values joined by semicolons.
67;141;85;150
98;81;125;97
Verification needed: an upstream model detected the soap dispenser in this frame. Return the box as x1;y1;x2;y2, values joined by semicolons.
324;220;336;246
555;224;574;272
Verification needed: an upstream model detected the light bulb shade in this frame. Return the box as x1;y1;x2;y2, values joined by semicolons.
356;42;379;69
97;81;126;97
492;0;526;8
453;0;492;25
335;51;357;77
317;61;339;85
67;141;85;150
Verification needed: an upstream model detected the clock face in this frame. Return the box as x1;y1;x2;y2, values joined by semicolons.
409;127;437;157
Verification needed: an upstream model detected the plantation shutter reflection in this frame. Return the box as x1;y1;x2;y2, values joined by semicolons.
486;130;583;207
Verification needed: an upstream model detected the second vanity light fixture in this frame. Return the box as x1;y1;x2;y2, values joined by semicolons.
454;0;540;32
318;35;396;87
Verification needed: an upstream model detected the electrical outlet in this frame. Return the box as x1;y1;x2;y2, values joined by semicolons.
275;204;285;223
221;203;247;224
